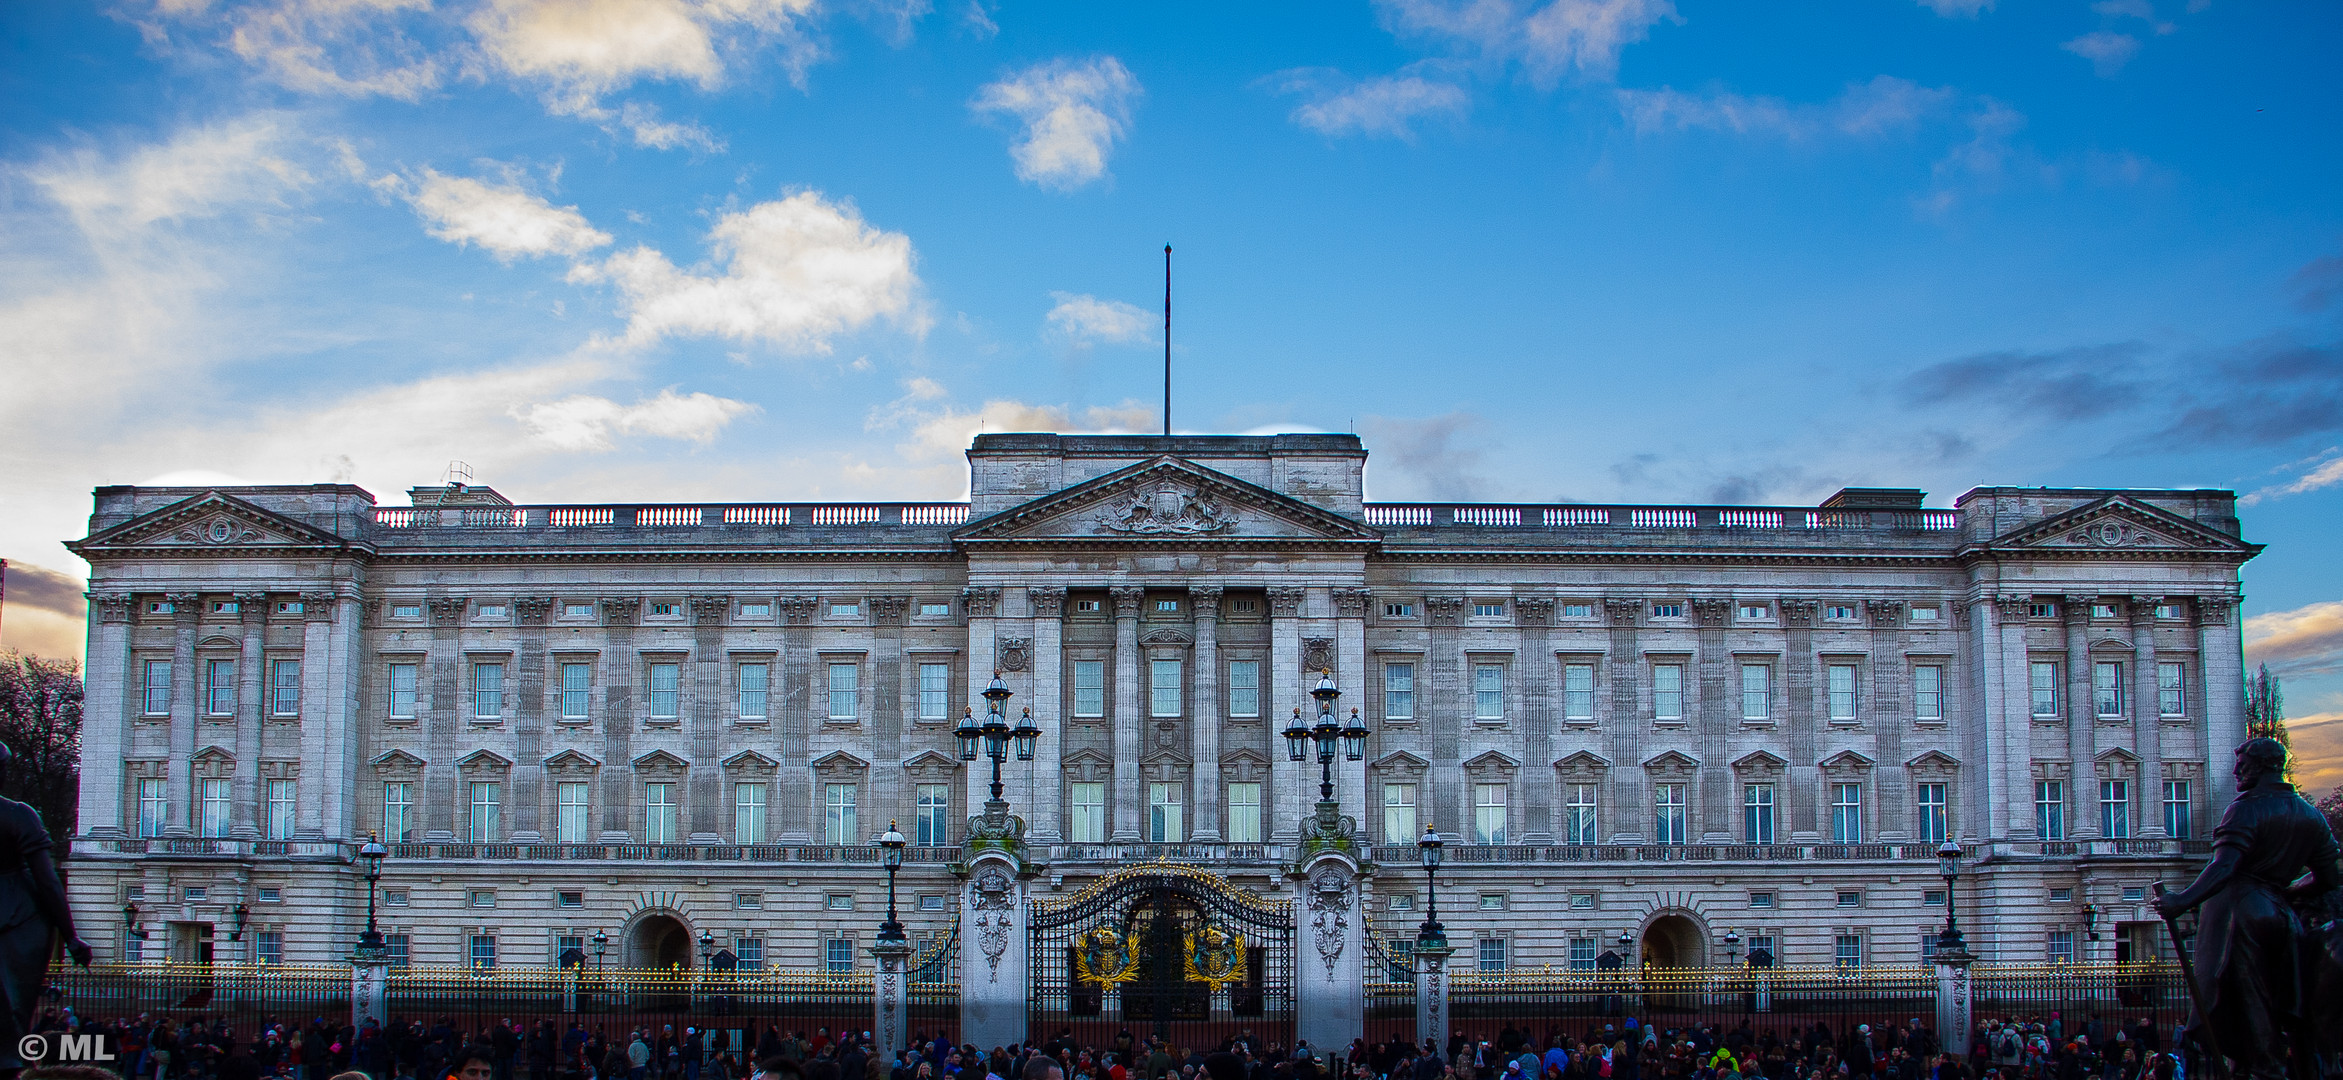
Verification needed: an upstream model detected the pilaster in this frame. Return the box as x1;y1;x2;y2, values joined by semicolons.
2130;599;2165;836
1027;587;1066;843
1415;940;1454;1048
778;596;819;842
1269;587;1306;841
2198;596;2244;808
232;594;268;839
79;594;132;840
1109;586;1144;842
2063;597;2098;838
957;853;1029;1051
872;937;913;1063
295;592;339;840
1292;850;1368;1053
1190;586;1224;841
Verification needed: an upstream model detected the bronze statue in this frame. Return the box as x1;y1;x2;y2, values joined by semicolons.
2154;737;2342;1080
0;742;91;1071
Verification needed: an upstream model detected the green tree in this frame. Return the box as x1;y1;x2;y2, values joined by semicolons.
0;651;81;845
2245;663;2290;779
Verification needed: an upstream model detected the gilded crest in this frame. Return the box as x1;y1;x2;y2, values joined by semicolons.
1183;923;1247;990
1073;924;1141;987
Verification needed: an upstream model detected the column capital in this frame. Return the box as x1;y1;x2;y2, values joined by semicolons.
1108;586;1144;617
778;596;819;625
1188;585;1224;613
1514;597;1555;626
301;591;340;622
869;596;911;625
1690;598;1732;627
513;597;554;625
1995;594;2033;621
1267;587;1305;618
2196;595;2235;626
426;597;467;625
236;593;272;624
961;588;1001;618
1424;596;1465;626
1867;598;1906;628
1603;598;1642;627
598;597;640;624
91;593;133;624
1332;587;1371;618
1027;586;1066;619
1777;598;1817;627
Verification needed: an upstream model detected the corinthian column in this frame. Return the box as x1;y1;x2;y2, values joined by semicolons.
1110;586;1144;842
1189;587;1223;841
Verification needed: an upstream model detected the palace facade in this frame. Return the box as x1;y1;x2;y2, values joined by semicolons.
67;434;2254;978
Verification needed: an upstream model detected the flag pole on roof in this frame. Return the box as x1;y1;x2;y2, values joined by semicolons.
1163;243;1172;437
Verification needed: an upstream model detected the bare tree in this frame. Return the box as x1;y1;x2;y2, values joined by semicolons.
2246;663;2290;780
0;651;81;846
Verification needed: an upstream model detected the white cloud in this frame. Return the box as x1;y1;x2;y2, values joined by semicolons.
2243;449;2343;505
971;56;1142;191
513;387;759;450
468;0;822;102
396;169;614;261
1281;71;1472;139
1376;0;1679;85
1618;76;1954;139
27;114;309;235
898;398;1156;462
1913;0;1992;16
570;190;921;351
2247;600;2343;679
1045;292;1152;344
222;0;444;99
2062;31;2141;76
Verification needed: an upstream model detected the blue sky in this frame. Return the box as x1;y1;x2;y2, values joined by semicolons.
2;0;2339;775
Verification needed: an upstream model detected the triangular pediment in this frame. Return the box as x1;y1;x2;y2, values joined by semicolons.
70;491;357;558
1732;750;1790;772
193;745;234;765
543;750;603;770
898;749;961;772
1462;750;1521;771
1983;496;2257;558
1642;750;1700;771
1553;750;1612;772
371;749;426;770
2095;747;2140;764
1906;750;1962;771
810;750;870;771
1820;749;1876;770
1373;750;1432;772
459;749;513;770
955;457;1379;545
630;750;688;771
1062;748;1113;768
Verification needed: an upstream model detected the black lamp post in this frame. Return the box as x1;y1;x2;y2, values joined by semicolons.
1283;671;1362;803
1416;824;1446;951
123;902;147;941
1723;928;1741;967
698;928;715;968
877;820;908;943
959;674;1025;803
230;902;250;943
355;834;388;954
1936;839;1966;955
591;929;609;975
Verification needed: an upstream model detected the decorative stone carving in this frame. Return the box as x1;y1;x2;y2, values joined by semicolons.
1093;480;1236;536
1109;587;1144;617
1028;588;1065;619
1267;588;1305;618
92;594;131;624
1332;588;1371;618
426;598;466;625
1691;599;1732;627
996;637;1032;673
1306;865;1352;980
1995;595;2034;621
1778;599;1817;627
778;597;819;625
2197;596;2234;626
961;588;1000;618
2129;596;2164;622
1604;599;1642;627
2055;519;2168;548
1301;637;1335;672
1515;597;1555;626
1867;599;1905;628
301;591;338;622
968;865;1017;982
692;595;732;624
600;598;640;624
1139;627;1193;647
1189;586;1224;616
178;516;262;546
513;598;553;625
1424;597;1465;626
870;596;911;625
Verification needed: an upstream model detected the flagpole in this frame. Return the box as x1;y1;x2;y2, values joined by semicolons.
1163;244;1172;437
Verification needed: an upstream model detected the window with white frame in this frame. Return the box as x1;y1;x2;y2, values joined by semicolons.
558;663;591;720
1150;659;1183;717
2093;662;2124;717
200;778;232;837
1473;783;1507;844
1826;604;1857;621
556;782;590;844
1916;783;1948;842
2046;930;2075;964
1072;661;1106;718
205;659;236;716
383;782;413;842
1741;664;1771;721
1651;603;1684;618
1474;602;1505;617
384;933;410;967
824;938;855;973
1562;603;1593;618
919;602;951;617
1831;783;1863;842
141;660;172;715
1148;782;1183;842
1478;937;1509;972
2164;779;2192;839
388;663;418;719
827;663;858;720
1227;782;1262;843
2036;780;2066;840
1740;603;1769;620
2031;662;2061;717
255;929;283;965
470;934;497;969
265;779;296;840
823;783;857;844
2158;663;2186;716
1384;663;1415;720
1744;784;1776;845
918;663;951;721
647;663;680;720
2100;779;2131;839
1227;660;1261;718
467;781;500;842
830;602;860;619
471;662;504;719
738;662;769;720
1914;665;1944;721
1827;664;1858;722
1473;664;1505;721
1384;783;1417;844
270;660;301;717
915;784;951;846
1562;664;1595;721
735;938;764;969
137;778;168;838
643;782;678;844
1654;664;1684;721
734;782;767;845
1069;782;1106;843
1569;938;1598;972
1654;783;1687;845
1834;934;1864;970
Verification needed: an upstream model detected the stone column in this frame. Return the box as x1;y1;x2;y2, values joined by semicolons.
958;856;1028;1051
779;597;819;843
2131;598;2165;837
79;594;132;839
1603;600;1645;843
1293;852;1368;1053
1991;597;2032;840
165;595;199;836
872;938;913;1064
1514;597;1554;842
232;594;269;839
1028;587;1067;843
962;588;1001;825
688;596;737;842
1190;587;1224;841
1933;942;1975;1055
1335;588;1372;838
595;598;640;842
1110;586;1144;842
869;596;910;843
352;953;391;1031
2198;597;2244;808
1269;588;1306;841
2064;597;2099;838
1415;940;1454;1049
295;592;342;840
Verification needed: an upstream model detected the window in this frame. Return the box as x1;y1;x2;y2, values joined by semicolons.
2030;602;2057;619
2100;779;2131;839
734;782;767;844
1924;890;1946;906
824;938;854;974
1385;603;1416;618
476;604;505;619
1478;937;1509;973
470;662;504;719
2159;663;2186;716
1749;891;1775;909
2050;887;2074;902
2036;780;2066;840
1741;664;1771;721
1231;597;1259;614
734;662;768;719
652;602;682;617
1916;783;1948;843
735;938;764;970
148;599;177;614
1569;938;1599;972
1566;784;1599;845
388;663;418;719
1227;782;1262;843
205;659;236;716
830;602;860;618
1474;602;1505;617
1743;784;1776;845
1384;783;1417;844
1148;782;1183;842
558;663;591;720
1562;603;1592;618
2091;603;2119;619
1479;893;1506;910
1837;890;1862;907
1653;664;1684;721
137;778;167;837
383;889;408;907
1914;665;1944;721
1227;660;1261;718
915;784;951;846
556;782;590;844
469;935;497;970
1831;783;1863;842
557;893;583;909
1834;934;1864;971
2030;662;2061;717
468;782;501;842
265;779;296;840
2094;662;2124;717
269;660;301;717
2164;779;2192;839
384;933;410;967
734;602;769;618
919;602;952;616
255;930;283;966
827;663;858;720
1473;783;1507;844
1739;604;1769;620
1155;598;1180;613
1072;660;1106;718
383;782;413;842
1474;664;1505;721
1826;604;1857;620
1911;605;1942;622
1069;782;1106;843
1150;659;1183;718
384;603;423;619
2046;930;2075;965
1827;664;1858;722
644;782;678;843
1384;663;1415;720
917;663;951;721
1654;783;1687;845
825;894;852;909
562;603;593;618
824;783;858;844
2123;885;2146;902
141;661;172;715
647;663;680;720
1562;664;1595;721
1076;599;1101;613
1386;935;1415;981
1651;603;1683;618
200;779;231;838
734;893;763;910
211;599;239;614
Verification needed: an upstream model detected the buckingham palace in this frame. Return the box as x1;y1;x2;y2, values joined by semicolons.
64;432;2254;988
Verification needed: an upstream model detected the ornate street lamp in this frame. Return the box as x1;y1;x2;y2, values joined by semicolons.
1723;928;1741;967
955;707;983;762
1936;839;1966;955
1012;708;1042;762
123;902;147;941
355;834;388;954
877;820;908;943
229;902;250;943
977;673;1014;802
1283;707;1310;761
698;928;716;967
1416;824;1446;951
591;929;609;975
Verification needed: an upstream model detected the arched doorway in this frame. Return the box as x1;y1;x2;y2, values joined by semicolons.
627;912;694;970
1641;912;1706;970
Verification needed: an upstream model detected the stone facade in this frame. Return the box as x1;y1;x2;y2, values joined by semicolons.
67;434;2254;979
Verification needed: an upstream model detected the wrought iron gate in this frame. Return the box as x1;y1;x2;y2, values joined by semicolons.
1029;864;1294;1048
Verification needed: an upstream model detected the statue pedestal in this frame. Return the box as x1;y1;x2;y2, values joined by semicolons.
350;948;390;1031
1414;940;1454;1050
1934;940;1975;1056
956;800;1038;1053
872;938;913;1064
1289;800;1371;1059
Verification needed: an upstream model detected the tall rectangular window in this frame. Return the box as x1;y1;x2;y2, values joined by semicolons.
1654;783;1687;845
2047;930;2075;964
2101;779;2131;839
915;783;950;846
1473;783;1507;844
827;663;858;720
737;662;769;719
823;783;857;845
2036;780;2066;840
1562;664;1596;721
734;782;767;845
1914;665;1944;721
556;782;590;844
1069;782;1105;843
1743;784;1776;845
1834;934;1864;971
1073;661;1106;718
205;659;237;716
1827;664;1858;721
2094;662;2124;717
824;939;854;974
471;662;504;719
647;663;680;719
644;782;678;843
2164;779;2192;839
2031;662;2061;717
917;663;951;720
1227;661;1261;718
1384;663;1415;720
1150;659;1183;718
1831;783;1863;842
1653;664;1684;721
469;935;497;970
1226;782;1262;843
137;778;168;837
269;660;301;717
1474;664;1505;720
141;660;172;715
1148;782;1183;842
734;938;764;970
2159;662;2186;716
561;663;592;720
468;781;501;842
388;663;418;719
1916;783;1948;843
255;930;284;966
1741;664;1771;721
1569;938;1599;972
383;782;413;842
1565;784;1599;845
200;779;232;837
1478;937;1509;973
1384;783;1417;844
265;779;296;840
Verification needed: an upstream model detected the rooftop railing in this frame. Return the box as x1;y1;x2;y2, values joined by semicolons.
372;504;972;530
1362;504;1961;531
